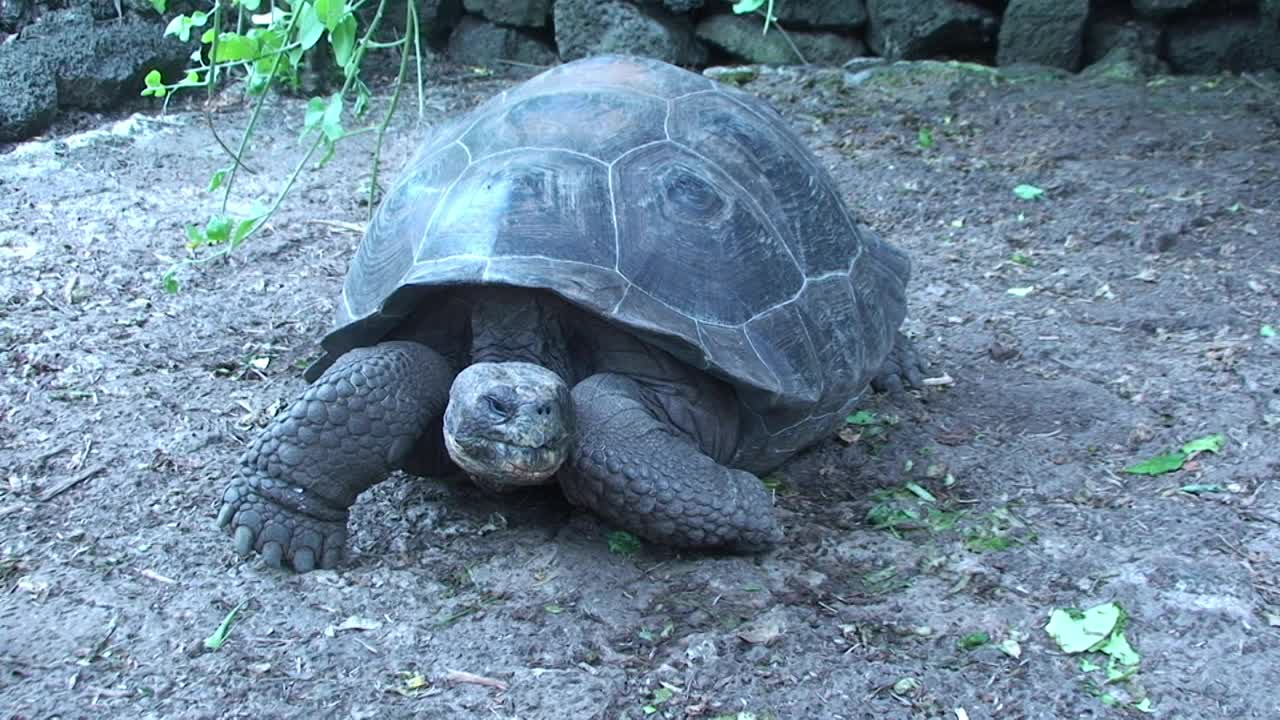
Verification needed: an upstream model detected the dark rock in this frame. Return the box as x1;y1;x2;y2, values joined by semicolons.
554;0;707;65
662;0;703;12
996;0;1088;71
1083;12;1162;68
463;0;552;28
1165;16;1280;74
0;51;57;141
775;0;868;30
1;0;29;32
0;7;189;141
448;15;557;65
1132;0;1252;19
21;8;192;111
696;13;864;65
866;0;997;61
1081;46;1167;81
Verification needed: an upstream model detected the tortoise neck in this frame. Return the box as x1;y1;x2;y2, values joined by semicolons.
468;289;574;382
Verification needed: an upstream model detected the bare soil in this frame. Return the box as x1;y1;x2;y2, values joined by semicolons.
2;61;1279;719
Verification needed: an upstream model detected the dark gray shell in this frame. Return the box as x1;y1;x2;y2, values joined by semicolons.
312;55;910;471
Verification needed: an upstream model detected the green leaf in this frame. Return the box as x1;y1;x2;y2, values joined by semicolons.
607;530;641;555
652;687;674;704
543;604;564;614
1100;630;1139;666
298;3;326;50
214;32;261;62
231;217;263;249
1262;324;1277;338
1180;433;1224;457
150;0;167;13
1013;184;1045;201
731;0;767;13
161;270;180;294
238;0;262;10
304;96;327;134
164;13;206;43
331;15;357;68
314;0;345;31
141;69;166;98
1122;451;1186;476
957;631;989;650
204;601;248;650
845;410;879;426
322;93;345;140
1134;698;1155;713
208;167;229;192
1045;602;1123;654
1006;286;1035;297
903;481;936;503
917;127;934;149
204;215;233;245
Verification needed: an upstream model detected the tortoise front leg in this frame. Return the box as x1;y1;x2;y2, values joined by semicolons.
217;341;453;572
560;373;782;552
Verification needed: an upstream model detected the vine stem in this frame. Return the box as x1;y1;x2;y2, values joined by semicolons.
367;0;416;219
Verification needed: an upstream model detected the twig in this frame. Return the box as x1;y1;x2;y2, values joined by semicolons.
305;217;368;234
38;465;105;502
444;669;508;691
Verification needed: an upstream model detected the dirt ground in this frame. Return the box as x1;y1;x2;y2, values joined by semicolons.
2;58;1278;719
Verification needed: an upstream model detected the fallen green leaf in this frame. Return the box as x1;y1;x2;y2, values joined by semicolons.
958;631;990;650
544;604;564;614
1180;433;1224;456
1045;602;1123;654
1013;184;1045;201
1134;698;1155;713
1122;451;1187;476
846;410;880;426
1261;324;1276;338
903;481;936;503
204;600;248;651
1007;286;1035;297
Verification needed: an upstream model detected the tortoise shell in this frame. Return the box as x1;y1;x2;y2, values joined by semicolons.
311;55;911;471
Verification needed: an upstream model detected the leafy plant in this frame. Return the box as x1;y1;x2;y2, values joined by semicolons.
142;0;427;291
607;530;642;555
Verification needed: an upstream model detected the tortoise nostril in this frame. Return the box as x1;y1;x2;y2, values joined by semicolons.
536;403;552;416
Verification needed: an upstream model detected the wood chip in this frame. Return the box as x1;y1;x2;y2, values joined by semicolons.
138;569;177;584
921;373;955;386
38;465;105;502
444;669;508;691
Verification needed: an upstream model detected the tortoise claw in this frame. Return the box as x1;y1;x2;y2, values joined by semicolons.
218;474;348;573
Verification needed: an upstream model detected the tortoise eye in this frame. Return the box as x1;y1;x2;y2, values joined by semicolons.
482;394;511;417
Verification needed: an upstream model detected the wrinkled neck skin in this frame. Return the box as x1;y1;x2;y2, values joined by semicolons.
442;289;575;491
467;288;574;383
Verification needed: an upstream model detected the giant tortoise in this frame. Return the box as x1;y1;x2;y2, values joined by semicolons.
217;55;921;572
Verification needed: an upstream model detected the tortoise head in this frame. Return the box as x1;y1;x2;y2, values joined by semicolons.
443;362;574;491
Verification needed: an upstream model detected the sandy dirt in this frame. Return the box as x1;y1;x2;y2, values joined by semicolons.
2;60;1279;719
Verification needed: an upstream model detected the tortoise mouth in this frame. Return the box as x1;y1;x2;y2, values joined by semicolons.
444;433;566;486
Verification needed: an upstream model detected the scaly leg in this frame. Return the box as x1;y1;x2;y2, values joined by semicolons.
560;373;782;552
217;341;453;572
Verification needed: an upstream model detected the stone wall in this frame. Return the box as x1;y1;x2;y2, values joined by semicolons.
2;0;1278;143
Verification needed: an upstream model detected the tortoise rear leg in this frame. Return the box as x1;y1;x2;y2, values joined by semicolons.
871;331;926;395
560;374;782;552
217;341;453;572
